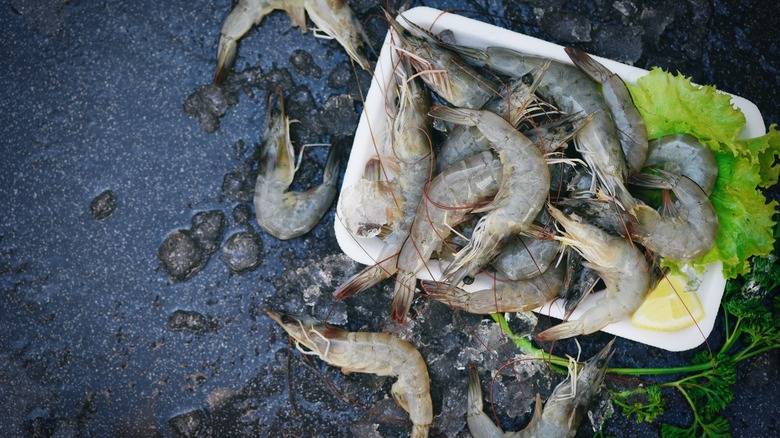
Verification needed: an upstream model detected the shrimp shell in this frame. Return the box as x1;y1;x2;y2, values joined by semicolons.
267;311;432;437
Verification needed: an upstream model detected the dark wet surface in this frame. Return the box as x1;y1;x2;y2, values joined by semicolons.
1;0;779;437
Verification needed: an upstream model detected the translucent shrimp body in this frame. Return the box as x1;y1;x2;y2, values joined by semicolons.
644;134;718;196
536;206;652;341
253;91;341;240
467;340;614;438
391;151;503;323
267;311;432;438
214;0;370;83
333;61;433;299
559;169;719;262
429;107;550;289
565;47;648;176
629;170;718;261
421;262;565;315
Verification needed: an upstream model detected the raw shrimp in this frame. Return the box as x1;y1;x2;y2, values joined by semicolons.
565;47;648;176
390;151;504;323
560;169;719;262
421;262;565;315
429;107;550;289
334;59;433;299
214;0;370;83
443;45;636;212
434;61;549;172
467;340;614;437
253;90;341;240
388;13;500;109
629;169;718;261
266;311;432;438
536;206;653;341
644;134;718;195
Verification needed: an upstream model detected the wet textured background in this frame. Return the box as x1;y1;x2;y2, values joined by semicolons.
1;0;779;437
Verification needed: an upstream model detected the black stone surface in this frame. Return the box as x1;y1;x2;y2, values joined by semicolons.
1;1;778;437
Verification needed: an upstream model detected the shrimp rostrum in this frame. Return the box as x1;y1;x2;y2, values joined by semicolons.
267;311;433;438
254;90;341;240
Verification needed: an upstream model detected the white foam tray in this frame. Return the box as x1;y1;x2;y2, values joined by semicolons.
334;7;766;351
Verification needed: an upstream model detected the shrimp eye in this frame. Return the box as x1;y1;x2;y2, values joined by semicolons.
521;73;534;85
463;276;475;285
597;358;607;368
356;44;367;58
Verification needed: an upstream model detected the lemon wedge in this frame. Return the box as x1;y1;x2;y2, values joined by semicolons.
632;273;705;331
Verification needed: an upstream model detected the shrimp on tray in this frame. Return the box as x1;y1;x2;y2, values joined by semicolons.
266;310;433;438
535;205;654;341
428;106;550;290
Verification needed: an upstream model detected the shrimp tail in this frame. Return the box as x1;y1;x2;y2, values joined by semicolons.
628;169;674;189
391;271;417;323
333;258;396;299
428;105;480;127
564;47;611;83
466;364;505;437
321;139;344;186
467;363;484;414
535;319;584;341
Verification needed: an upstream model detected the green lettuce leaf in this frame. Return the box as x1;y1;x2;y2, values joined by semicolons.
628;68;779;278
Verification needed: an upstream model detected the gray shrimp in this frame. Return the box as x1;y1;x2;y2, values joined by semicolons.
443;45;636;212
214;0;370;83
467;339;614;438
333;59;434;300
536;205;652;341
387;13;500;109
629;169;719;261
429;106;550;289
644;134;718;195
253;90;341;240
565;47;648;176
389;151;503;323
267;311;432;438
421;262;564;315
560;169;719;262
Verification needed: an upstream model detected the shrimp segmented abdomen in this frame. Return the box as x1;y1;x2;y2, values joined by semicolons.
644;134;718;196
253;92;342;240
266;312;432;437
537;206;652;341
429;106;550;287
392;151;503;323
629;170;718;261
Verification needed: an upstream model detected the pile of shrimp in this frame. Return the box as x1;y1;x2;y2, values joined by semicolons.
215;3;719;437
